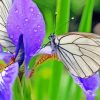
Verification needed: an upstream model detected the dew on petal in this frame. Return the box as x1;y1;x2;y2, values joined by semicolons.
37;25;40;28
15;9;18;13
36;14;40;17
31;13;35;16
15;39;18;42
38;39;41;43
16;25;20;29
30;7;34;12
34;29;37;32
25;18;28;22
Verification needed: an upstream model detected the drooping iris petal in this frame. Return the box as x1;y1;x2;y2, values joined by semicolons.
72;73;100;100
0;62;18;100
7;0;45;74
0;89;12;100
0;52;12;63
0;52;19;100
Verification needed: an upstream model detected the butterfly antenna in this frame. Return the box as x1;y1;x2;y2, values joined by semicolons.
55;16;76;33
41;41;50;48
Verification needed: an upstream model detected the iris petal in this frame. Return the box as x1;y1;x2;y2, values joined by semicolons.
72;73;100;100
0;52;18;100
0;62;18;100
0;52;12;63
7;0;45;75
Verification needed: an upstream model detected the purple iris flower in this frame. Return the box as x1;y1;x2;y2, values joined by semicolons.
7;0;45;75
0;0;45;99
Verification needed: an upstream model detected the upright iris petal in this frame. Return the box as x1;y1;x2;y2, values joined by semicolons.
72;73;100;100
7;0;45;75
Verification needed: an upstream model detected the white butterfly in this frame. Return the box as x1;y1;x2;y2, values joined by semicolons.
39;32;100;78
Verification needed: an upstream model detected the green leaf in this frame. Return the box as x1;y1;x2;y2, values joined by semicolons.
79;0;94;32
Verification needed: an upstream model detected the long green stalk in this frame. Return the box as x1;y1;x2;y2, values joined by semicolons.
56;0;70;34
79;0;94;32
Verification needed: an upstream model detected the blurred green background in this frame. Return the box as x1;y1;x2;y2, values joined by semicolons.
13;0;100;100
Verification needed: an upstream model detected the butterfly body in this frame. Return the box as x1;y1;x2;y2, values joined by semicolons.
49;32;100;78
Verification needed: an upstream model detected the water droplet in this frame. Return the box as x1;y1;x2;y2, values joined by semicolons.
30;7;34;12
71;17;75;20
15;39;18;42
38;39;41;42
37;25;40;28
36;14;40;17
15;9;18;13
16;25;20;29
55;11;58;15
34;29;37;32
25;18;28;22
31;13;34;16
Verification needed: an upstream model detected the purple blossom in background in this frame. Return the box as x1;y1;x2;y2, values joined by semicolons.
7;0;45;75
72;73;100;100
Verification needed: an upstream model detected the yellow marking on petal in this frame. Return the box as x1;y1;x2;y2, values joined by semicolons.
0;63;7;72
29;53;58;78
0;57;15;72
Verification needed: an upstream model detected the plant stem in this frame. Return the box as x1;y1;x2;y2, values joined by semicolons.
78;0;94;32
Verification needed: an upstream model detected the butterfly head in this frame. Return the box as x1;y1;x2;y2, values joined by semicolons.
48;33;55;40
48;33;57;53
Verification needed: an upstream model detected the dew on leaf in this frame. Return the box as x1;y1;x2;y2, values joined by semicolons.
15;9;18;13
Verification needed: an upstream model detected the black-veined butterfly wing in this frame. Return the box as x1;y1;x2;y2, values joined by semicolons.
0;0;16;53
56;32;100;78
